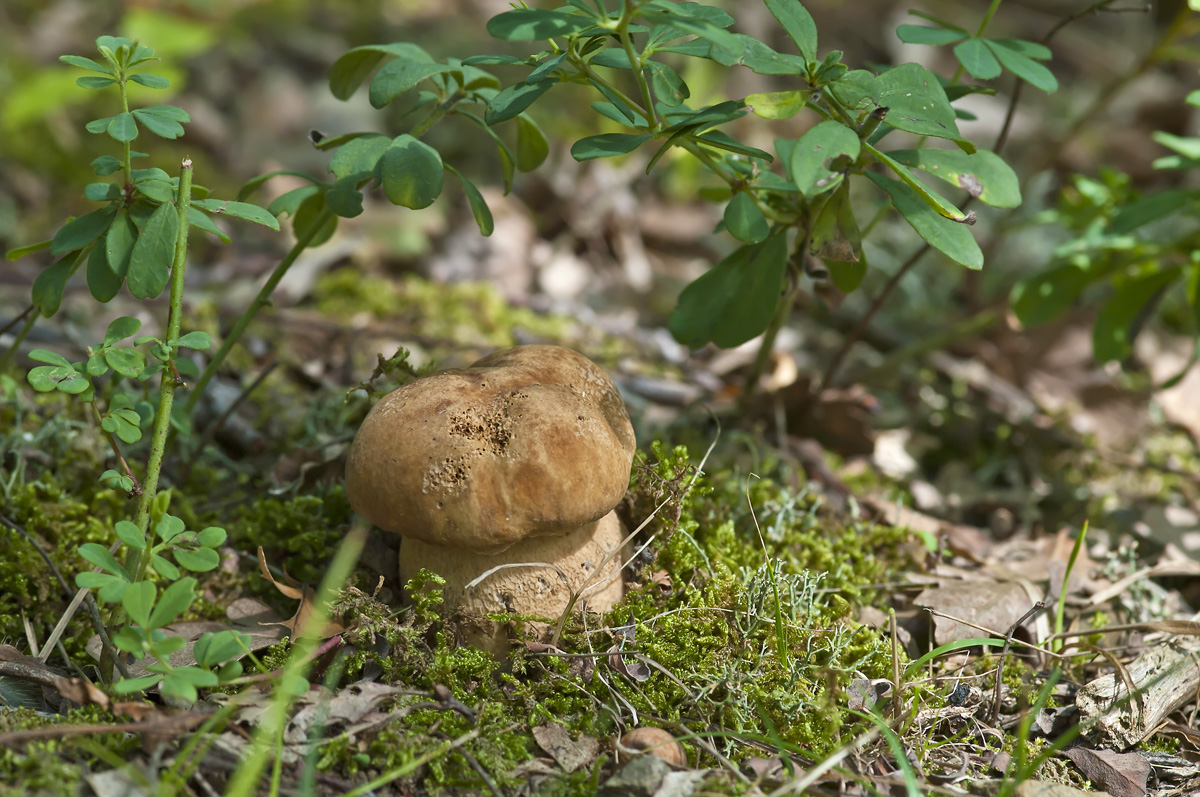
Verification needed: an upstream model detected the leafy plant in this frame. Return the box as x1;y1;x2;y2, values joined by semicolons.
185;42;548;411
6;36;275;697
1010;81;1200;375
304;0;1038;389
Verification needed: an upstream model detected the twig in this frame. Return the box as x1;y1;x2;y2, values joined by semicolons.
991;601;1047;723
0;304;35;339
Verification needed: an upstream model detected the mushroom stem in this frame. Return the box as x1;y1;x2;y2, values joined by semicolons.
400;512;627;655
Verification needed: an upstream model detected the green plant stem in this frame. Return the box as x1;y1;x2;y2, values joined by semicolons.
0;308;38;373
119;71;132;184
185;207;333;415
126;159;193;580
88;399;141;494
618;12;658;128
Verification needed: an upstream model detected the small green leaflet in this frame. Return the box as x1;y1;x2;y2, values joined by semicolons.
669;233;788;348
127;202;179;299
192;199;280;230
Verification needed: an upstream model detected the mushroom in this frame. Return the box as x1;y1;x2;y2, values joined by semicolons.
345;345;635;654
616;728;686;767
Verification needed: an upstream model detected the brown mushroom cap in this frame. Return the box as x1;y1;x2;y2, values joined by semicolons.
345;345;635;553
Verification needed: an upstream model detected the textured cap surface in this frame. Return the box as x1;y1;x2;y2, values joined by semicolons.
345;345;635;553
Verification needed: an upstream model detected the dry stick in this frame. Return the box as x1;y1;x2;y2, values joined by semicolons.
990;601;1047;723
0;304;35;338
0;308;38;373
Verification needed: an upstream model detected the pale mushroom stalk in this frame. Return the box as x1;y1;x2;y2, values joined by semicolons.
345;345;636;655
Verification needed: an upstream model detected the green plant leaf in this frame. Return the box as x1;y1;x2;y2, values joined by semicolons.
122;583;155;630
1110;189;1199;234
174;547;220;572
267;186;323;219
131;106;187;139
669;233;788;348
113;675;160;694
874;63;966;146
486;8;596;40
868;144;973;221
61;54;115;74
77;76;117;90
515;114;549;172
325;175;365;218
444;164;494;236
156;514;186;545
114;520;146;549
176;331;211;350
896;25;966;45
1094;268;1180;363
27;363;83;393
329;134;391;180
985;39;1057;93
128;202;179;300
130;73;169;88
380;134;444;210
525;52;568;83
329;43;436;100
953;38;1001;80
104;316;141;346
571;133;654;162
485;79;557;125
152;555;180;581
52;207;117;255
647;60;690;106
885;148;1021;208
293;191;337;247
196;527;227;547
745;90;809;120
724;192;769;244
104;348;146;380
763;0;818;61
136;179;176;204
87;242;123;303
7;239;52;260
91;155;123;176
78;543;131;580
787;120;859;196
368;61;453;108
33;255;78;317
866;172;982;268
28;349;70;367
192;199;280;230
104;209;138;279
188;208;231;243
149;577;197;629
107;112;138;142
101;407;142;444
810;181;863;280
194;630;248;667
83;183;119;203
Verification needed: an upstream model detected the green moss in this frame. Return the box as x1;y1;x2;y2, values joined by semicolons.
0;706;141;795
226;488;352;585
314;270;569;348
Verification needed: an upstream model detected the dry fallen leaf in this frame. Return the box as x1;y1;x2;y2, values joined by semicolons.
1062;747;1150;797
915;580;1041;645
257;546;345;637
533;722;600;773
